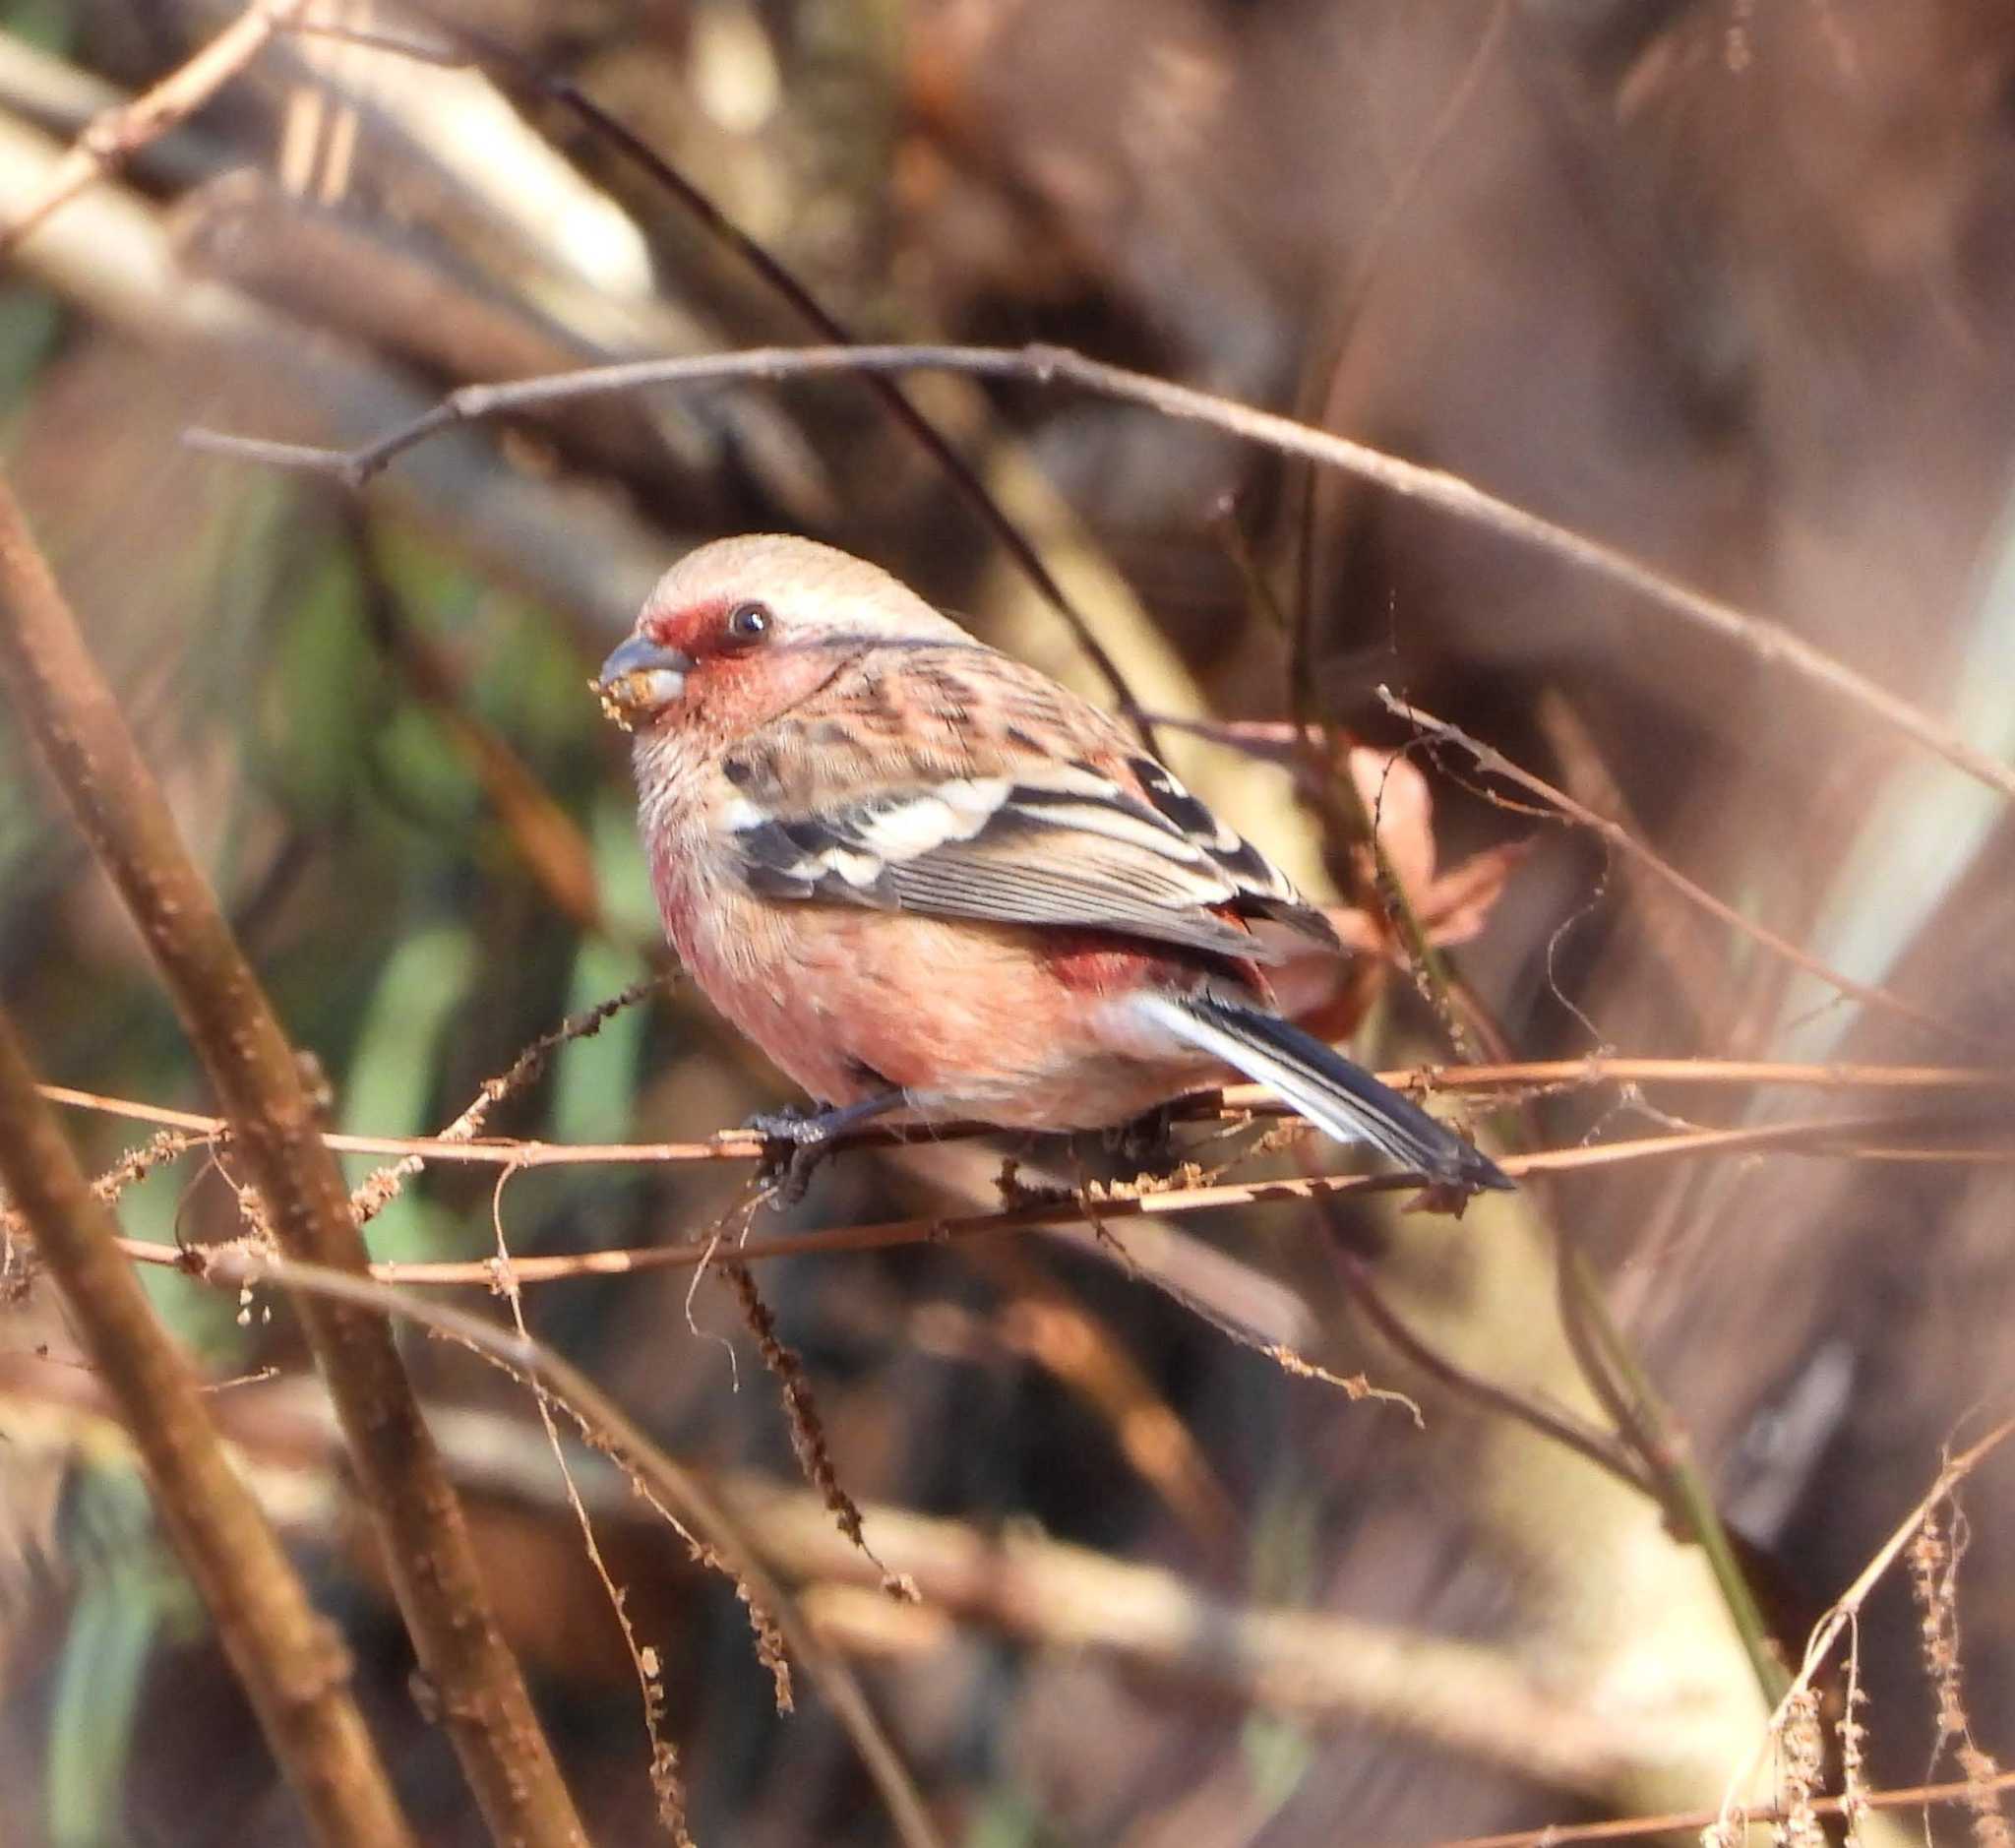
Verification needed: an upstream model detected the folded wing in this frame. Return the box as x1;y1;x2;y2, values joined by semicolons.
721;647;1338;963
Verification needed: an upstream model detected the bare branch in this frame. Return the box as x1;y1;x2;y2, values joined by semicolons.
185;339;2015;805
0;1009;415;1846
1379;687;1987;1050
1330;1244;1655;1498
295;4;1162;757
38;1052;2015;1162
108;1108;1992;1290
0;478;588;1847
1;0;307;252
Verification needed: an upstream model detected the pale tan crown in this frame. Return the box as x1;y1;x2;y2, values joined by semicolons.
641;533;973;647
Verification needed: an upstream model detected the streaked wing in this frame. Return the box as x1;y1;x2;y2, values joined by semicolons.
719;645;1339;962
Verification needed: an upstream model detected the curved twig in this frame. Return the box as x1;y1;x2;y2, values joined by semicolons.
183;340;2015;805
288;10;1159;755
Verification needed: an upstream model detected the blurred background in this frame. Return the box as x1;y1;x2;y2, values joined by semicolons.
1;0;2013;1842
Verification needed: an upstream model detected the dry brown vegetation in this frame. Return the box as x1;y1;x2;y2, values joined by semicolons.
0;2;2012;1844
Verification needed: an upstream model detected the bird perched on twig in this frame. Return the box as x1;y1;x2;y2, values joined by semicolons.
596;533;1509;1204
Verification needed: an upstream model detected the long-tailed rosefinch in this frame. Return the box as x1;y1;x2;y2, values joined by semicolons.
597;534;1508;1200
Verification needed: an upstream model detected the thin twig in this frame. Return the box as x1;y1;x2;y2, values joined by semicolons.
1434;1768;2015;1848
1378;687;1986;1050
184;340;2015;804
111;1108;1990;1289
1331;1245;1654;1496
0;478;587;1847
0;1009;415;1846
485;1168;694;1842
1;0;307;252
41;1056;2013;1171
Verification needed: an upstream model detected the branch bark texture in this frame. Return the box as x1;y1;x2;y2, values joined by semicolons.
0;475;586;1848
0;1009;415;1846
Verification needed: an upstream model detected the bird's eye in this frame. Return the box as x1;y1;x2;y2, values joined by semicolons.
725;601;771;645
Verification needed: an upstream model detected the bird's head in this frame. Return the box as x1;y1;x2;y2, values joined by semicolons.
596;533;970;744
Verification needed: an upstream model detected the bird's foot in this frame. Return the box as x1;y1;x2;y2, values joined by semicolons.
1104;1101;1182;1175
742;1105;840;1206
742;1090;907;1207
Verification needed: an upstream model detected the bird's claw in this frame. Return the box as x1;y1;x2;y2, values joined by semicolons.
742;1106;838;1205
1105;1101;1181;1173
742;1106;832;1146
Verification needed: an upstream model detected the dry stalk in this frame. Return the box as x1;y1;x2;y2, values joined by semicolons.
98;1107;1998;1289
1711;1419;2015;1844
0;477;587;1846
0;1009;414;1846
1436;1768;2015;1848
40;1053;2015;1172
718;1260;917;1603
1911;1500;2012;1848
192;1243;946;1848
484;1168;693;1844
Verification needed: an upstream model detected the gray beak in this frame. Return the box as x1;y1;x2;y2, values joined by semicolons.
594;634;695;730
598;634;694;688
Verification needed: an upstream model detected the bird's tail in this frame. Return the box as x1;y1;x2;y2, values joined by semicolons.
1137;990;1513;1195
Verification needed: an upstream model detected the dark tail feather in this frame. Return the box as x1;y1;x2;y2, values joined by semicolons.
1142;991;1513;1195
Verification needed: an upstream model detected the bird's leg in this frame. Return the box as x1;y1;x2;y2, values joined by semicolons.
743;1088;910;1205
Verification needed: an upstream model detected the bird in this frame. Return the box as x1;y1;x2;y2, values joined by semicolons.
595;533;1510;1202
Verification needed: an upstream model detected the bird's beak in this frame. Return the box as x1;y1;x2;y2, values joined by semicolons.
595;634;694;731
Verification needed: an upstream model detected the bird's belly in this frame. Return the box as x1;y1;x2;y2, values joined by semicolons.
667;889;1213;1126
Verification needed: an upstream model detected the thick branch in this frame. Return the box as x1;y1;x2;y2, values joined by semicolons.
0;1009;414;1846
0;477;587;1847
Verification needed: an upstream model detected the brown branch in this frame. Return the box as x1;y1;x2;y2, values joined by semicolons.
183;340;2015;805
107;1108;1991;1289
1435;1768;2015;1848
1;0;306;252
0;1010;415;1846
191;1247;946;1848
1378;687;1988;1051
37;1052;2015;1168
0;478;588;1847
